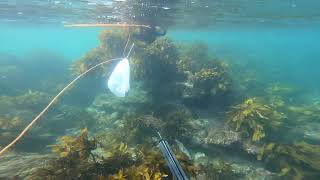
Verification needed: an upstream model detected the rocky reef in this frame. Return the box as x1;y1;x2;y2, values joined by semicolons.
177;43;232;107
0;29;320;180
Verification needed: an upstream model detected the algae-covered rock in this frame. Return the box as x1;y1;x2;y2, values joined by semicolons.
0;90;50;115
29;127;202;179
177;43;209;73
131;37;181;103
115;103;196;144
89;84;152;129
71;30;127;77
0;116;25;147
257;141;320;179
30;128;99;179
202;126;240;147
92;84;150;114
191;118;240;148
0;152;53;179
177;43;232;106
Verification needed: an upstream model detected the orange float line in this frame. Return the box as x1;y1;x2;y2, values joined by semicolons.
64;23;151;28
0;58;120;156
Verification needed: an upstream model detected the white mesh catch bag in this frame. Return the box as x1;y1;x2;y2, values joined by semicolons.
107;58;130;97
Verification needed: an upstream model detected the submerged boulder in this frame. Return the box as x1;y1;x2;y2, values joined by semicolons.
190;118;240;147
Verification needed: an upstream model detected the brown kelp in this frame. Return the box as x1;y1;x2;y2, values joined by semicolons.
30;128;98;179
0;116;24;146
228;97;286;142
131;37;180;103
257;142;320;179
71;30;128;77
177;43;232;106
2;21;320;180
30;128;201;179
204;159;238;180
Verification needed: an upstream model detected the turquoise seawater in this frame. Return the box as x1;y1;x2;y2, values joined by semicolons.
1;1;320;179
170;25;320;90
1;23;319;89
0;24;101;60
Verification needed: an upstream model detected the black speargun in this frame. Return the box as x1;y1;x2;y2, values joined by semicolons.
157;132;189;180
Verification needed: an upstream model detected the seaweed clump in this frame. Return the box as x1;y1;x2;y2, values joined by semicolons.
265;83;297;97
68;30;129;104
0;116;23;132
131;37;180;102
50;128;96;160
118;107;195;145
192;68;229;96
287;105;320;123
177;43;232;106
31;128;201;179
137;104;195;142
229;97;286;142
257;142;320;179
0;116;25;146
71;30;127;77
177;43;209;73
31;128;97;179
161;109;195;141
107;144;200;180
0;90;51;147
120;114;165;145
204;159;239;180
108;145;168;180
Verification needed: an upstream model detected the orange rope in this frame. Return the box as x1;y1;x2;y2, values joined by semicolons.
123;33;131;57
64;23;151;29
0;58;120;156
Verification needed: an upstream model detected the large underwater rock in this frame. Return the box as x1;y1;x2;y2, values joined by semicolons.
87;84;152;130
191;150;276;180
190;118;241;147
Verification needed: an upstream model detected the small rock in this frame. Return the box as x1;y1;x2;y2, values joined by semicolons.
193;152;206;161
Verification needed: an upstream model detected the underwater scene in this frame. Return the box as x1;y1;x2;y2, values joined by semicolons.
1;0;320;179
